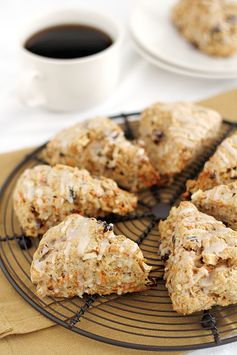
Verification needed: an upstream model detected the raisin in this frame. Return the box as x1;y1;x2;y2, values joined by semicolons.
161;251;170;262
30;206;37;214
69;188;77;202
210;172;216;179
211;25;222;34
226;15;237;24
172;234;176;244
152;130;164;144
102;221;113;233
191;41;199;49
35;218;43;229
30;206;43;229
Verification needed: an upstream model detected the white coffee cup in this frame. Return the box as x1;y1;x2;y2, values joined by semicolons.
19;9;123;112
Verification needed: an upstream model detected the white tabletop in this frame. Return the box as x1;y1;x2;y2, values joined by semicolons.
1;1;237;354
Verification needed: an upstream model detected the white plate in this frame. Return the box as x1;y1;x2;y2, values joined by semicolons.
132;35;237;79
130;0;237;74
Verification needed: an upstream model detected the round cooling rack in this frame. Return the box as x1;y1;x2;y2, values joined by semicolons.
1;112;237;351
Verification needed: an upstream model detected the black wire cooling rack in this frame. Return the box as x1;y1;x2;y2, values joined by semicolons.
1;112;237;352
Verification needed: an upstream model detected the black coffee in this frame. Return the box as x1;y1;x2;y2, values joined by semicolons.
24;24;113;59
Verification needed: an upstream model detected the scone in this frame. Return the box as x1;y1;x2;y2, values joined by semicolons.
159;201;237;314
31;214;152;298
13;164;137;237
192;182;237;230
140;102;222;183
172;0;237;57
187;132;237;194
41;116;159;192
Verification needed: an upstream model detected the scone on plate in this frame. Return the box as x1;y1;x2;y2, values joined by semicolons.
159;201;237;314
13;164;137;237
187;132;237;194
192;182;237;230
140;102;222;184
31;214;152;298
41;116;159;192
172;0;237;57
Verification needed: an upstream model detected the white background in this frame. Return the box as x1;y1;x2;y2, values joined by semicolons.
1;0;237;154
1;1;237;354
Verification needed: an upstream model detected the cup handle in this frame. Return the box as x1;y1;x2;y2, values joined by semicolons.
19;70;46;108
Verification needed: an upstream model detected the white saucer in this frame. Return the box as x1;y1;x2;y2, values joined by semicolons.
130;0;237;76
132;36;237;79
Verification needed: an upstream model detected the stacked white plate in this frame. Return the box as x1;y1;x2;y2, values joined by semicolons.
130;0;237;79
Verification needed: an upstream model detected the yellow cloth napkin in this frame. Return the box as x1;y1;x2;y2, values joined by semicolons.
0;88;237;354
199;89;237;122
0;149;54;338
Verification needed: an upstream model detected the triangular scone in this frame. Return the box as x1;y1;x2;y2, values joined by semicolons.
31;214;152;298
187;132;237;194
140;102;222;183
13;165;137;237
192;182;237;230
41;117;159;192
172;0;237;57
159;202;237;314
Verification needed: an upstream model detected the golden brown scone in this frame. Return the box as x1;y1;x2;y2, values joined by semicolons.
41;117;159;192
140;102;222;184
187;132;237;194
31;214;152;298
159;202;237;314
13;164;137;237
172;0;237;57
192;182;237;230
